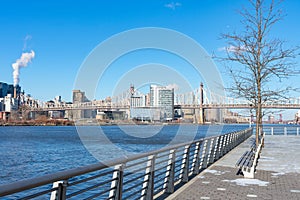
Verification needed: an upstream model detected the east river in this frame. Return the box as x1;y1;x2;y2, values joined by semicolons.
0;124;249;185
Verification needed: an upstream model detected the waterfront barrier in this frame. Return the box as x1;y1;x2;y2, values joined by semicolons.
0;128;253;200
262;126;300;136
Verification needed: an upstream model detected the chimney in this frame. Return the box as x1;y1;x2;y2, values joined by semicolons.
14;86;17;98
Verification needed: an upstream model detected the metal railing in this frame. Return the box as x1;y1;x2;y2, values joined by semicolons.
0;128;253;200
263;126;300;136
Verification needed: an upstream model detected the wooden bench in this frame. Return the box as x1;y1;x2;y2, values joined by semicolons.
236;134;264;178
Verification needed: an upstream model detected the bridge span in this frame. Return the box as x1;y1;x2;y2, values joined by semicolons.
30;103;300;111
25;84;300;124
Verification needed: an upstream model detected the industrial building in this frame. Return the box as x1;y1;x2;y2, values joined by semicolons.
0;82;22;120
0;82;21;98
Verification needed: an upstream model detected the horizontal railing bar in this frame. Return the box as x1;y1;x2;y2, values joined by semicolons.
67;178;114;198
0;128;252;197
124;170;146;178
174;168;182;174
176;152;187;159
154;171;167;180
19;186;57;200
155;158;170;166
123;188;143;200
123;174;145;185
175;162;183;169
84;187;111;200
122;182;143;194
154;182;166;192
154;165;168;173
125;159;148;169
68;170;114;186
123;166;147;175
156;151;171;158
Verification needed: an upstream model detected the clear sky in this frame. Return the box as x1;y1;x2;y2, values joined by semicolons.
0;0;300;119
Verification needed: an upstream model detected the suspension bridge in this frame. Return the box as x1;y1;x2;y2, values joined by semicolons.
30;84;300;111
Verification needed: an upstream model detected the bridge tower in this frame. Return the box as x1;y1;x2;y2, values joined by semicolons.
198;83;205;124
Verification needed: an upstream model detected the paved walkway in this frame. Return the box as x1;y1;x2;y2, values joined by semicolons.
166;135;300;200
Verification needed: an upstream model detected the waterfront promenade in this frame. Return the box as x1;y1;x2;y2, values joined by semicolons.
166;135;300;200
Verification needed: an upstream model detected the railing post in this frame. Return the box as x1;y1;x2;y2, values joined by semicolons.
228;133;233;151
204;139;212;167
297;127;299;136
208;138;216;164
200;139;209;169
164;149;176;194
227;133;232;151
50;180;67;200
214;136;221;160
233;132;236;147
192;142;202;175
223;134;229;154
217;135;224;158
141;155;156;200
109;164;124;200
284;127;287;136
231;133;236;148
237;131;242;145
235;132;240;146
271;127;274;135
179;145;190;183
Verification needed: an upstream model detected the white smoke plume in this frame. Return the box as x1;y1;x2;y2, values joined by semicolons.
12;50;35;86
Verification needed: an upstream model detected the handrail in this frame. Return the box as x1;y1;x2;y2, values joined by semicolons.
263;126;300;136
0;128;253;199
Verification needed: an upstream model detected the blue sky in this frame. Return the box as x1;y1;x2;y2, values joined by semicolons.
0;0;300;118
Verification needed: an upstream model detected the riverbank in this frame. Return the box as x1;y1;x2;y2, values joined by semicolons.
0;119;75;126
0;118;251;126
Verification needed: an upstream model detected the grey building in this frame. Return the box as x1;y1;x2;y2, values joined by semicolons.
70;90;93;119
0;82;21;98
150;85;174;120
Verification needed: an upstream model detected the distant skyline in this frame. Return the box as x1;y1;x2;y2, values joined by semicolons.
1;0;300;119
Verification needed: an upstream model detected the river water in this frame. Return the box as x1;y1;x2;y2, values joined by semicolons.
0;124;249;185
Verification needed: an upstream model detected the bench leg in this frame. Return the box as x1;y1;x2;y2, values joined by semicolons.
242;167;255;179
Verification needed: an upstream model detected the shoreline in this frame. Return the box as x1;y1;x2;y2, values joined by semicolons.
0;119;252;127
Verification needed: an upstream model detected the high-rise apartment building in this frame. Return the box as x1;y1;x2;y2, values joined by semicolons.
72;90;89;104
150;85;174;120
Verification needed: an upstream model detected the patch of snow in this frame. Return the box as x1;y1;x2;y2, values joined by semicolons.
200;197;210;200
205;169;226;175
247;194;258;198
260;156;275;160
217;188;226;191
202;181;210;184
222;179;269;186
197;175;205;179
271;172;285;177
290;190;300;193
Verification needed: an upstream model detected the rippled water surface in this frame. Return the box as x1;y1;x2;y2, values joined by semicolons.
0;124;248;184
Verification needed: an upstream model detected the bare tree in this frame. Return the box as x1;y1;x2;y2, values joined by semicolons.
220;0;299;145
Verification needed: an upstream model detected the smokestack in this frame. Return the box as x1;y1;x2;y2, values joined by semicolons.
14;86;17;99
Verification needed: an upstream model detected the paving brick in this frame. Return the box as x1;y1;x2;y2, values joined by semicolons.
165;136;300;200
